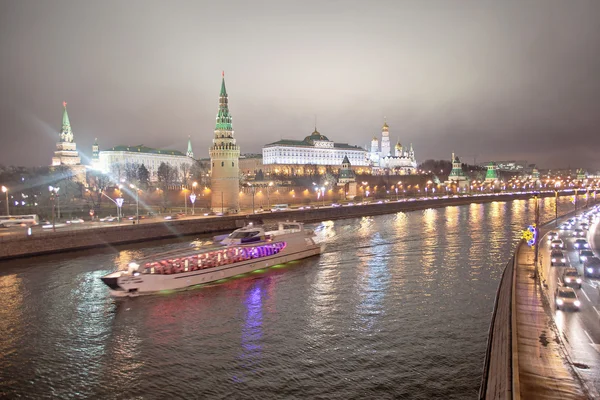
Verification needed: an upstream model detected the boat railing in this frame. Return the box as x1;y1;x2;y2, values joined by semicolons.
140;241;287;275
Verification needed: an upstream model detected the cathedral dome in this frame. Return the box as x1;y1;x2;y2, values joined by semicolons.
395;142;402;150
304;129;329;143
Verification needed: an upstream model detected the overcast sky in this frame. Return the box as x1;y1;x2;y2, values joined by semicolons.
1;0;599;170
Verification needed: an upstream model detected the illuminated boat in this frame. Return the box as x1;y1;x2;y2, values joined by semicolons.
100;221;321;296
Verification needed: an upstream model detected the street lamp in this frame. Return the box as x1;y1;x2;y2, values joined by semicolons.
48;186;59;231
116;197;124;222
182;187;188;215
1;186;8;216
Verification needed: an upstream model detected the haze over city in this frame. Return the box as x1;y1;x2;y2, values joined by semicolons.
1;0;599;169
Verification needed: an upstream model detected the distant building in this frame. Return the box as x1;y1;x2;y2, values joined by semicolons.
96;144;193;182
238;154;264;178
369;121;417;175
491;160;528;171
262;127;369;174
484;162;498;183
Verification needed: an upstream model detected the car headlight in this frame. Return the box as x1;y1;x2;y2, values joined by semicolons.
556;299;564;305
581;256;587;261
574;300;581;307
561;258;566;263
587;268;594;273
576;279;582;283
584;244;589;248
552;258;556;262
575;244;579;248
565;278;571;283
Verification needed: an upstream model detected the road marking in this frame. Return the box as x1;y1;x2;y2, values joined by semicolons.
593;306;600;317
581;288;592;302
584;329;595;344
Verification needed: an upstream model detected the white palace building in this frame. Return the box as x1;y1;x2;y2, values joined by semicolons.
91;138;194;182
262;128;369;170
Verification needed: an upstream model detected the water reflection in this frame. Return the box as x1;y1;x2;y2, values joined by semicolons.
356;231;390;332
238;284;264;376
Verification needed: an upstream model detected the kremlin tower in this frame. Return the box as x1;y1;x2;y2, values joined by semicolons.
51;102;81;166
209;72;240;213
51;101;86;182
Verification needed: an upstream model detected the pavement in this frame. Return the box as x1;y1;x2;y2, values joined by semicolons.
537;209;600;397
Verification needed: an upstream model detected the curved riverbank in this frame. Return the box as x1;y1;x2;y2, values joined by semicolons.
0;191;586;260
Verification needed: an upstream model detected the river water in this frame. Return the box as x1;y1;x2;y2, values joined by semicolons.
0;197;581;399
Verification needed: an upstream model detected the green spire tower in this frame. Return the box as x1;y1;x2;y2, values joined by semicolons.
52;101;81;167
186;136;194;158
215;75;233;132
209;72;240;213
60;101;74;143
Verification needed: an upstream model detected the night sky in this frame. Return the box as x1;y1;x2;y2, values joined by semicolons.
1;0;599;170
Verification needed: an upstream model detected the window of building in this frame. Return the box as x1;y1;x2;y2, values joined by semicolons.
221;161;224;167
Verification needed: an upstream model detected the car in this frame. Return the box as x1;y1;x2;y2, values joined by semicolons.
584;257;600;278
562;268;582;289
567;218;577;225
580;222;589;231
579;250;594;263
550;239;564;249
555;287;580;311
572;228;585;237
99;216;116;222
66;218;84;224
559;223;571;230
203;211;216;216
547;232;559;242
164;215;180;220
550;250;566;266
573;239;589;249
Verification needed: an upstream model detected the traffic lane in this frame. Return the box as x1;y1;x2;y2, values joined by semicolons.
0;214;226;238
546;245;600;380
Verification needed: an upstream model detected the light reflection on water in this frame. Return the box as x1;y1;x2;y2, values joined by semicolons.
0;197;583;399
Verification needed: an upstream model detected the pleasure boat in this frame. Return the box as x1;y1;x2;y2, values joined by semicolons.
100;221;321;296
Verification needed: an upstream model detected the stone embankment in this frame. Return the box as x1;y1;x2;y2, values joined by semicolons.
0;192;562;260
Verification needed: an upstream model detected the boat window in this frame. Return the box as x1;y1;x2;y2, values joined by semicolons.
229;230;260;239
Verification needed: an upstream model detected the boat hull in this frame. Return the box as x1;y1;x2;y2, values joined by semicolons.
107;244;321;297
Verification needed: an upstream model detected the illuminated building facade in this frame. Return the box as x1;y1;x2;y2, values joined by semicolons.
369;122;417;174
262;128;369;174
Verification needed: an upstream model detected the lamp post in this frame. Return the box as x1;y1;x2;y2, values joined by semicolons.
48;186;60;231
130;184;139;223
192;182;198;215
1;186;8;216
554;189;559;227
249;183;255;214
267;181;273;210
183;187;188;215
